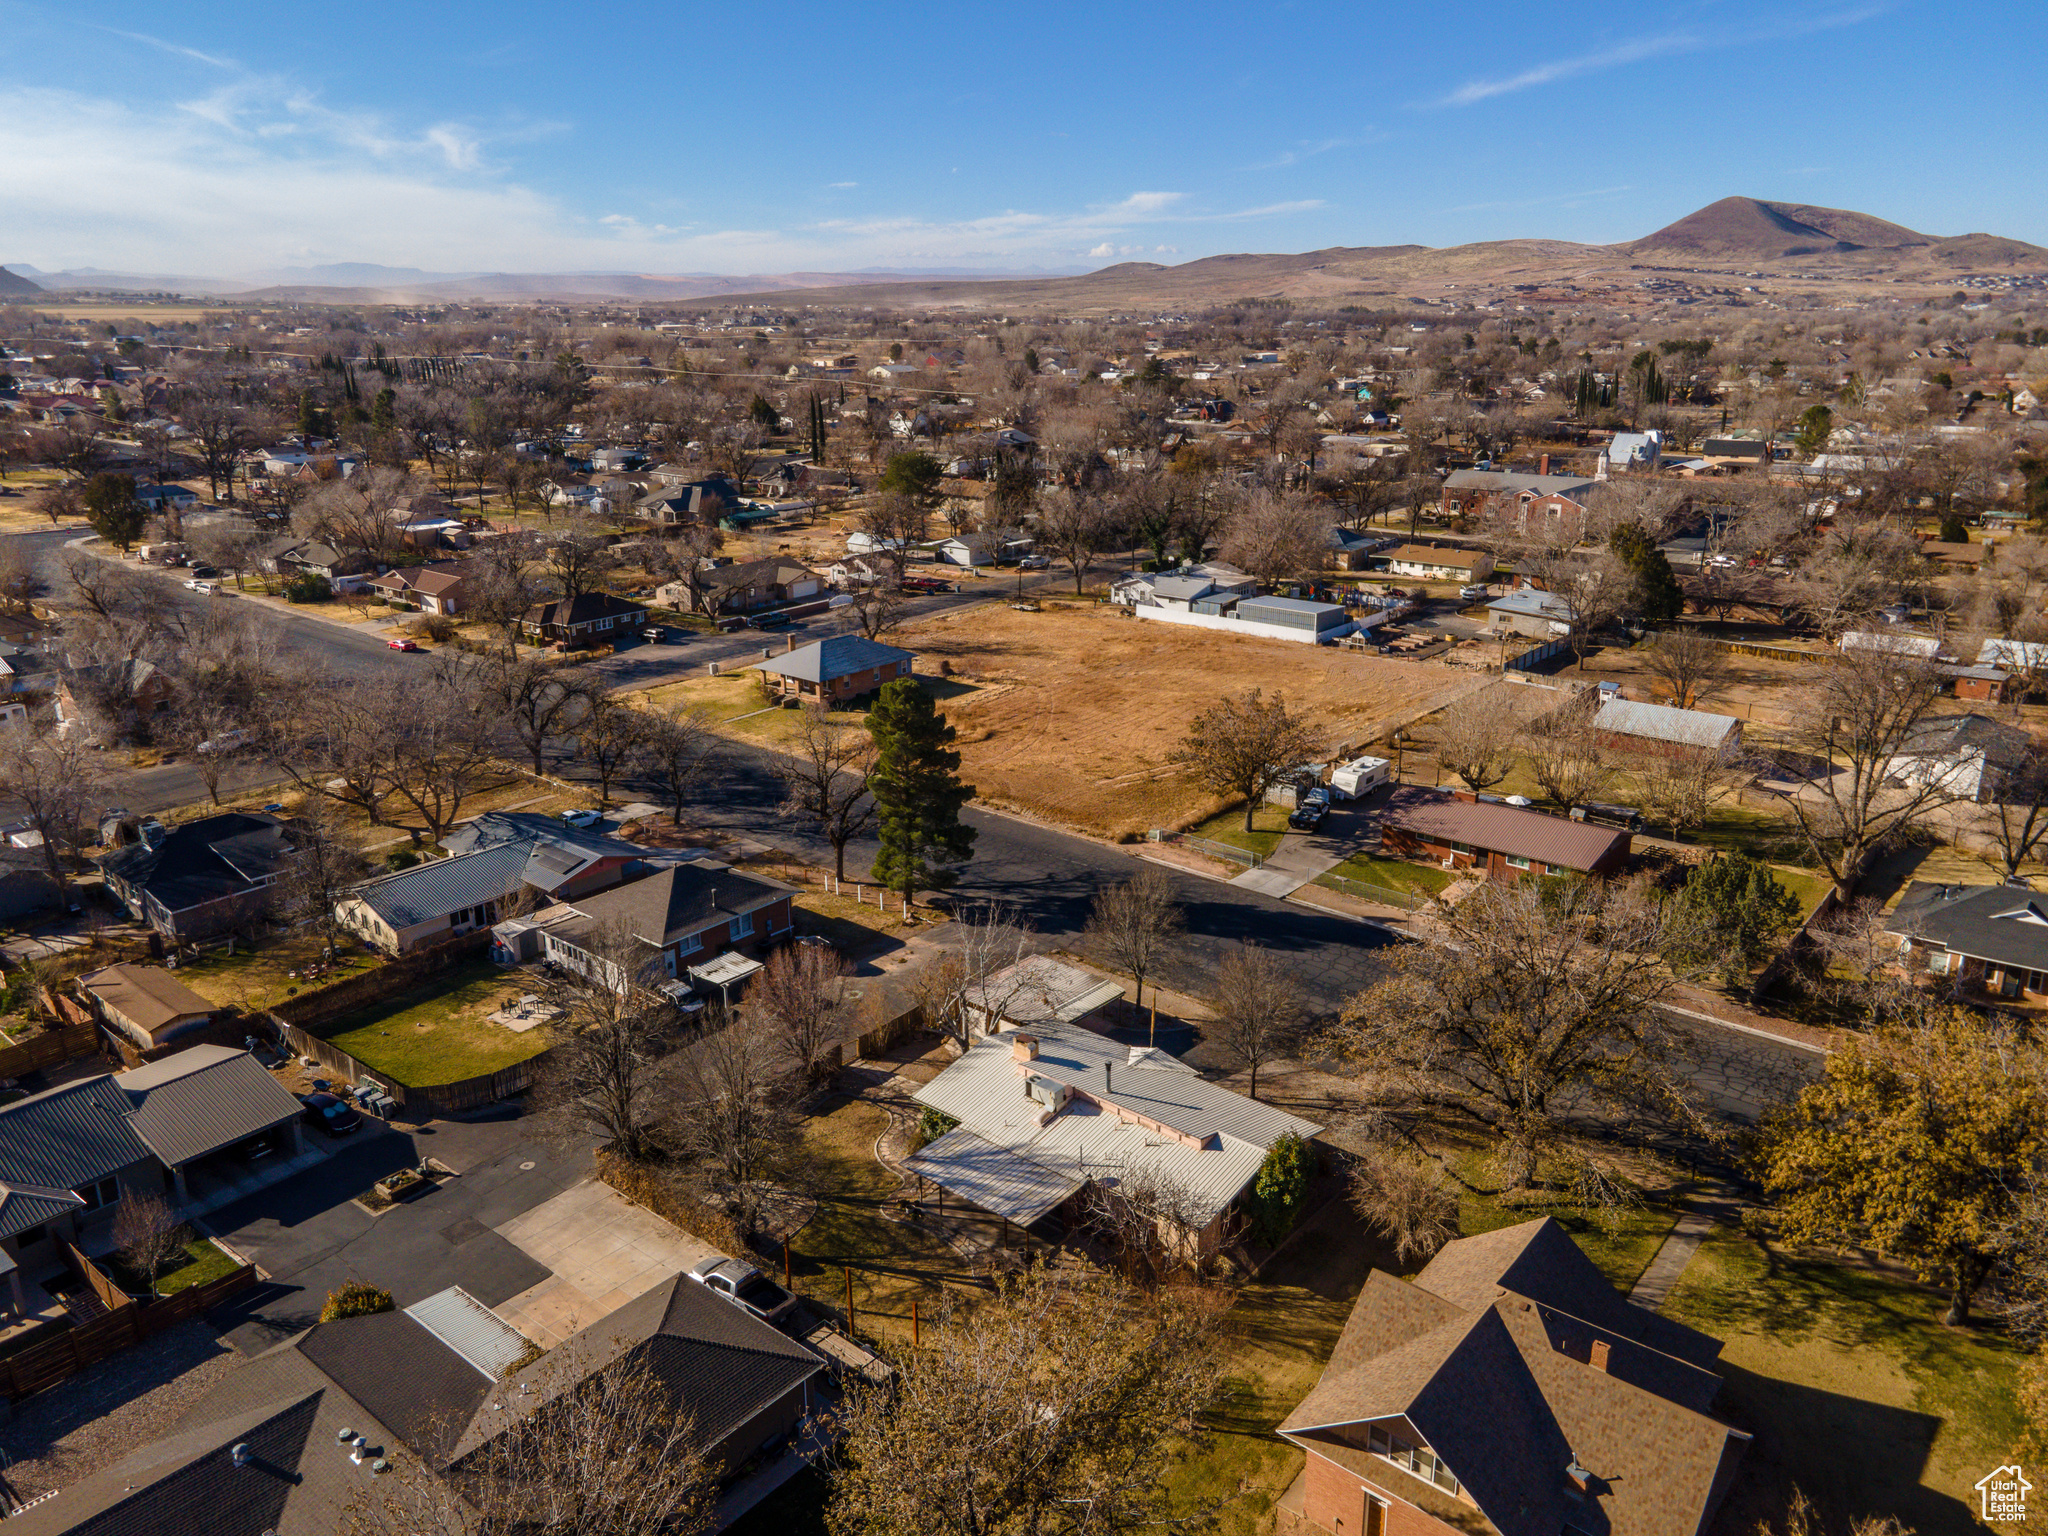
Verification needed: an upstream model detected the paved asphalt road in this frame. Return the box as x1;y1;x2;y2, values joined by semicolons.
207;1108;595;1355
19;529;1820;1126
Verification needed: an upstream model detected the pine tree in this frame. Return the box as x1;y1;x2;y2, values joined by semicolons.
866;679;976;909
1608;522;1684;625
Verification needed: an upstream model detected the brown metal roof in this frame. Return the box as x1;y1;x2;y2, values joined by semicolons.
79;963;216;1034
1384;790;1627;872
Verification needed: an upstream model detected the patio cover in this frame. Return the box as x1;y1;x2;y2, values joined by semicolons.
904;1127;1083;1228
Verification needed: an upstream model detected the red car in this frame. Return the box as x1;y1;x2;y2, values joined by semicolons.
387;638;421;652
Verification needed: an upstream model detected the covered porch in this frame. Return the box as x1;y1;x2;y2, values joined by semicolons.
902;1128;1084;1256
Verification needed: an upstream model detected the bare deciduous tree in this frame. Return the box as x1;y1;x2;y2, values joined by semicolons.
1079;1163;1211;1293
1626;749;1747;839
633;705;719;827
113;1192;188;1298
1035;486;1114;595
1170;689;1325;833
1083;869;1184;1044
1520;705;1612;811
1211;942;1304;1101
1347;1144;1459;1265
1216;487;1328;589
1432;687;1525;793
827;1265;1224;1536
0;722;101;895
670;1019;800;1237
1779;650;1961;900
277;797;373;955
911;902;1033;1053
752;942;849;1084
775;705;876;880
1333;880;1710;1187
1639;628;1735;711
534;924;682;1160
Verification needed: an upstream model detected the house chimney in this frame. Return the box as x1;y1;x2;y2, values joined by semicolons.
1538;453;1550;475
1454;787;1479;804
786;633;798;653
1011;1034;1038;1062
1588;1339;1610;1373
1103;1061;1112;1096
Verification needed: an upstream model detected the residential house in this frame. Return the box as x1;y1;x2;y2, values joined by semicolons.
1699;436;1771;465
1326;528;1388;571
364;560;469;616
133;482;199;514
935;533;997;567
522;591;647;648
1592;698;1744;762
1382;544;1495;584
4;1270;824;1534
958;954;1126;1037
1604;428;1663;471
1380;787;1632;879
1276;1217;1745;1536
638;474;739;526
272;541;375;583
77;963;217;1049
699;556;824;615
752;635;916;704
1919;539;1991;573
1440;468;1599;529
532;861;797;991
53;657;175;743
1887;881;2048;1001
1111;563;1259;611
1484;585;1577;639
99;811;296;945
338;818;661;955
1884;712;2036;802
0;1045;305;1316
825;555;890;589
908;1015;1322;1256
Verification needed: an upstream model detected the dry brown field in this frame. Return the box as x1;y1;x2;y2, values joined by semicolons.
895;603;1490;839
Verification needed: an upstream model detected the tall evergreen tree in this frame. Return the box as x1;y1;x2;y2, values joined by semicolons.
867;679;976;909
1607;522;1684;625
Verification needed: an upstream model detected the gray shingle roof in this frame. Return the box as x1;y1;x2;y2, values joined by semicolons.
448;1273;823;1467
1888;880;2048;971
561;862;791;948
752;634;914;685
97;812;293;917
1894;712;2035;771
1443;469;1598;495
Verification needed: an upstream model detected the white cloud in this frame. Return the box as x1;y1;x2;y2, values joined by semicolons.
1431;5;1889;107
828;181;858;189
0;72;1332;275
97;26;235;69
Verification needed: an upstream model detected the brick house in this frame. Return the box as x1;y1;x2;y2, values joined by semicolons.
1277;1218;1746;1536
1885;880;2048;1002
522;591;647;648
1379;788;1630;880
1381;545;1494;584
535;862;797;991
751;635;915;705
365;560;469;615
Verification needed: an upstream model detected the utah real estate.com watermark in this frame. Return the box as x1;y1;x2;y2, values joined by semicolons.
1977;1464;2031;1524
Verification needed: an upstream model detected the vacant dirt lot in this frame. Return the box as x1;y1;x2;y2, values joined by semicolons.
897;603;1490;839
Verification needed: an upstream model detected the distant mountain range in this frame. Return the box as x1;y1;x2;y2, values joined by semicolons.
6;199;2043;310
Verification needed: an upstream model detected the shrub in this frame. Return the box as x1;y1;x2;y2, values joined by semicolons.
915;1106;959;1150
595;1148;744;1256
1250;1132;1315;1246
419;614;457;643
320;1280;394;1321
284;574;331;604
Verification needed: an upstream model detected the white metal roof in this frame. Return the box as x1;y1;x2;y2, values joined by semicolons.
905;1128;1084;1226
1592;698;1740;750
403;1285;532;1380
912;1021;1321;1227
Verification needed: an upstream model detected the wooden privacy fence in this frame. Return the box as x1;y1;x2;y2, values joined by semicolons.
0;1022;99;1082
60;1240;132;1316
851;1004;923;1063
270;1015;543;1118
0;1263;256;1402
268;931;491;1030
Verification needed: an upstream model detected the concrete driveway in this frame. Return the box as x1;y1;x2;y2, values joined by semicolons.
490;1181;721;1347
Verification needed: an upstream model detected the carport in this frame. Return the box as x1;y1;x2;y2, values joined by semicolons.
118;1046;308;1204
904;1128;1083;1246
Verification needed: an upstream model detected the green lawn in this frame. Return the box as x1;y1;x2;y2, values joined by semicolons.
779;1097;973;1349
1189;803;1292;861
311;957;546;1086
175;934;380;1012
1769;864;1832;920
106;1237;241;1298
1322;851;1455;898
1663;1230;2023;1534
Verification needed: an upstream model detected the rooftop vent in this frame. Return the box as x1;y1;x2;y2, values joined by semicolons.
231;1443;252;1469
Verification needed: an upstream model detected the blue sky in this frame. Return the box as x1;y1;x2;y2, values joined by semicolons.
3;0;2042;277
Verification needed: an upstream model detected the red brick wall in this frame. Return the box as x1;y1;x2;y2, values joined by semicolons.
1300;1452;1465;1536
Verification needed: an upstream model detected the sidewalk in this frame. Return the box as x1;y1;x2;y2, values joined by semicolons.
1229;831;1344;898
1629;1185;1743;1312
